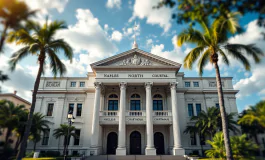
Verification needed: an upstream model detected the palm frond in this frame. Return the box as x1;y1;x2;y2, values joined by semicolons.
47;49;67;77
218;49;230;65
197;49;211;76
177;27;207;46
183;46;205;69
46;21;66;42
9;46;30;71
49;39;73;62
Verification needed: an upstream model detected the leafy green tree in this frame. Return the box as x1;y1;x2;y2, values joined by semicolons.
0;0;36;52
206;132;258;160
156;0;265;27
8;20;73;159
177;13;263;160
238;100;265;128
53;124;77;156
0;100;26;148
30;112;49;151
239;110;264;145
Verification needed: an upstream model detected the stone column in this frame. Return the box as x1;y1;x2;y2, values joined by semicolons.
116;82;127;155
170;82;185;155
145;82;156;155
90;82;101;155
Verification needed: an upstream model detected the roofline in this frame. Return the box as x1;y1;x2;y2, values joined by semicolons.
90;48;182;68
0;93;31;105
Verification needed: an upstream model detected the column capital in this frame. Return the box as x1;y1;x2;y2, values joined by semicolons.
170;82;178;89
119;82;127;89
145;82;153;89
94;82;102;89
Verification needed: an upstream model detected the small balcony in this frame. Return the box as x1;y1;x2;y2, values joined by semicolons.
99;110;172;125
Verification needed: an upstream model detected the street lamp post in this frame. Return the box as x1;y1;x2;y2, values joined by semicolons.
64;111;75;160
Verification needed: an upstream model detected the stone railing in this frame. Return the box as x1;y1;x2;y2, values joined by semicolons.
153;111;172;116
99;111;118;116
126;111;146;116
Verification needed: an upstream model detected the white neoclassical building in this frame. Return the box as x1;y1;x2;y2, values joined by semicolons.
27;46;238;157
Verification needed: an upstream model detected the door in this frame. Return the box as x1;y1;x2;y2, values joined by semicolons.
107;132;118;154
154;132;165;155
130;131;141;154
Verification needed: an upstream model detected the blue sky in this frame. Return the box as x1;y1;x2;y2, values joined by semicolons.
1;0;265;112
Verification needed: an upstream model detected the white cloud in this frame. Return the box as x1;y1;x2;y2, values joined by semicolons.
106;0;121;9
130;0;172;32
150;35;189;64
232;20;265;98
111;30;123;42
146;39;153;46
56;9;117;58
23;0;69;14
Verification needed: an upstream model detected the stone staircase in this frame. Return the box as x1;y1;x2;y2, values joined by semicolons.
86;155;186;160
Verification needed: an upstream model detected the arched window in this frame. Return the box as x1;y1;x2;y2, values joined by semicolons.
108;94;118;111
153;94;163;111
130;94;141;110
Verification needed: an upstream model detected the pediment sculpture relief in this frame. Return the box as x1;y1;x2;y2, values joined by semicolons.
119;55;152;66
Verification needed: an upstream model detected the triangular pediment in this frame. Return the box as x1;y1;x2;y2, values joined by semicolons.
91;48;182;68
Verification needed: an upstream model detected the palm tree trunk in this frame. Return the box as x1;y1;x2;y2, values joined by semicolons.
4;128;12;148
254;134;259;145
0;23;8;52
14;136;21;153
16;52;45;160
33;141;37;152
213;61;233;160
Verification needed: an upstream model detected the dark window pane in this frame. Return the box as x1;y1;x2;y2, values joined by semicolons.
196;104;201;115
108;100;118;111
153;94;162;98
76;104;82;116
70;82;76;87
109;94;118;98
130;100;141;110
185;82;190;87
153;100;163;111
46;103;54;116
190;132;196;145
216;103;220;108
42;129;50;145
80;82;85;87
188;104;194;117
69;103;74;113
74;129;80;145
193;82;199;87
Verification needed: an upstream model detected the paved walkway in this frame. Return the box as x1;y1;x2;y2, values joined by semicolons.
86;155;186;160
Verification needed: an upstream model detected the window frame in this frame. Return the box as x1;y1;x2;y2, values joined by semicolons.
153;94;163;111
74;129;81;145
68;103;74;114
79;82;85;87
185;82;191;87
107;94;119;111
70;81;76;87
130;93;141;111
188;103;194;117
195;103;201;116
42;129;50;145
190;132;197;146
76;103;82;117
46;103;54;116
193;82;199;87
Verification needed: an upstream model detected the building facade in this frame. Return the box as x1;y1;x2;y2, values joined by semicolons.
27;48;238;156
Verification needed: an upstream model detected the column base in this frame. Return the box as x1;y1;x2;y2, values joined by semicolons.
89;147;100;156
172;148;185;155
116;148;126;155
145;147;156;155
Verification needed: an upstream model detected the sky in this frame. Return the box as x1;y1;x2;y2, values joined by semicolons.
0;0;265;113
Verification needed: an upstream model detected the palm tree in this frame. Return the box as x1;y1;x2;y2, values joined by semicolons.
13;110;28;152
30;112;49;151
177;12;264;160
8;20;73;160
0;0;36;52
238;100;265;128
53;124;77;156
0;100;25;148
206;132;226;159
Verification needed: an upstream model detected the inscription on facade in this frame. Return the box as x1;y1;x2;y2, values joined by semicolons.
152;74;168;77
126;117;145;121
153;117;170;121
128;74;143;78
104;74;119;77
103;73;169;78
103;118;116;121
46;81;60;87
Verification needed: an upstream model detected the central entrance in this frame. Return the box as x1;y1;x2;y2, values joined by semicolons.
130;131;141;154
107;132;118;154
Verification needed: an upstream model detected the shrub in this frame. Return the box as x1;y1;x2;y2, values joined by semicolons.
25;151;34;158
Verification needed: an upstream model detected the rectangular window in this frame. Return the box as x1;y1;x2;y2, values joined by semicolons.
130;100;141;110
196;104;201;116
190;132;197;145
76;104;82;116
216;103;220;108
188;103;194;117
70;82;76;87
153;100;163;111
69;103;74;114
80;82;85;87
42;129;50;145
108;100;118;111
193;82;199;87
74;129;81;145
185;82;190;87
46;103;54;116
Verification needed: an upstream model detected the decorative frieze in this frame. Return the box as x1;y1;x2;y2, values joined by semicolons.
46;81;60;87
119;55;152;66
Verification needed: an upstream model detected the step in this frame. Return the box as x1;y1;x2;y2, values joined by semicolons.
86;155;186;160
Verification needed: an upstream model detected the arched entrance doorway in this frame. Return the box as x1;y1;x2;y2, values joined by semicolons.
130;131;141;154
107;132;118;154
154;132;165;155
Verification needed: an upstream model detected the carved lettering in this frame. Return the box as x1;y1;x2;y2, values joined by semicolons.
128;74;143;78
152;74;168;77
104;74;119;77
153;117;170;121
46;82;60;87
103;118;116;121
